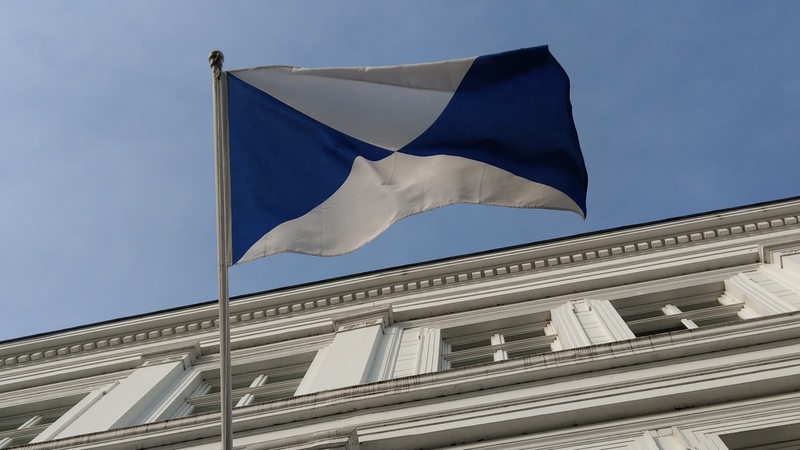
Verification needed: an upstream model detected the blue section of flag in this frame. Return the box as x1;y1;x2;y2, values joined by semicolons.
227;74;392;263
401;47;587;213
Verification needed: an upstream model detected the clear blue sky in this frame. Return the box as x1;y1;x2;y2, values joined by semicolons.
1;1;798;341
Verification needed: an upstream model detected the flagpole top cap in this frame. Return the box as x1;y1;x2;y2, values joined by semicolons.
209;50;224;69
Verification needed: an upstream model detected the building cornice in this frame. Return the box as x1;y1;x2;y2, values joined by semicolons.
1;198;799;370
14;311;800;450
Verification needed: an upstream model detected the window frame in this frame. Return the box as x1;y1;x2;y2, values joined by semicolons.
439;312;555;370
611;284;756;337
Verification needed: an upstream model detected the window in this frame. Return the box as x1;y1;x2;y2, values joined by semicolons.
0;397;81;448
440;312;555;370
721;423;800;450
171;359;312;418
611;284;756;337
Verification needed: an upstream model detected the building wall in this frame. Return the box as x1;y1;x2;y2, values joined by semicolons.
1;198;800;449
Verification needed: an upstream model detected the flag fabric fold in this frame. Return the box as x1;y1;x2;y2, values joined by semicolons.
226;45;588;264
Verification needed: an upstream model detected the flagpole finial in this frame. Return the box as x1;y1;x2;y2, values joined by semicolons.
209;50;224;69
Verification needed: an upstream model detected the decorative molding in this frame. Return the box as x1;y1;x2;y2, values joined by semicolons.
550;299;636;350
141;343;199;368
762;244;800;265
592;299;638;341
725;272;799;315
17;312;800;450
416;327;442;375
628;427;696;450
335;317;386;333
333;307;393;333
1;204;798;370
368;325;403;383
550;302;591;349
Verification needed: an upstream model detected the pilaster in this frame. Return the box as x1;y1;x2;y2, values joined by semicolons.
295;310;391;395
46;349;194;439
550;299;635;350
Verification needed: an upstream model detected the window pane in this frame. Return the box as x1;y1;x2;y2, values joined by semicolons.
693;314;742;327
442;315;554;370
449;355;495;369
721;423;800;449
449;336;492;352
504;329;546;342
181;360;311;417
507;346;551;359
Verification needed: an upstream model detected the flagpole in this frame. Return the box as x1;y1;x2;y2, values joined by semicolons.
209;50;234;450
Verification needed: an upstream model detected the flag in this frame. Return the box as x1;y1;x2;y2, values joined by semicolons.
226;46;588;264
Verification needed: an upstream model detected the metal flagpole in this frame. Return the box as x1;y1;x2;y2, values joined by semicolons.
209;50;234;450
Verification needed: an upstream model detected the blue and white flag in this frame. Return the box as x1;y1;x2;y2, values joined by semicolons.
226;46;587;264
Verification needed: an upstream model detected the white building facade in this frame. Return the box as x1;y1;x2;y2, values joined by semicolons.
2;197;800;449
